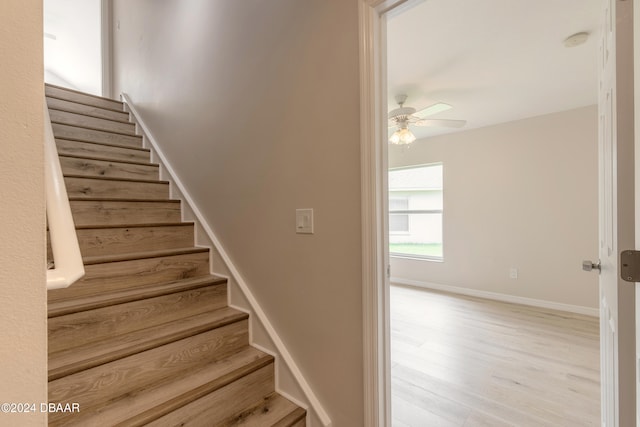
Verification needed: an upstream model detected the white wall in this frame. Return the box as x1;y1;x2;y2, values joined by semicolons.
44;0;102;95
111;1;363;425
0;0;47;424
389;106;599;310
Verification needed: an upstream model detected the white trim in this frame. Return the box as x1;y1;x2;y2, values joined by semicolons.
359;1;403;426
45;99;85;289
634;0;640;422
361;0;427;425
120;93;331;427
100;0;112;98
391;277;600;317
359;3;385;426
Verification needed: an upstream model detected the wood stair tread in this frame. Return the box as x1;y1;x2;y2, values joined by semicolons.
69;199;183;227
48;275;227;318
56;140;151;164
65;175;169;200
60;156;159;181
75;221;193;230
72;224;196;257
68;196;180;203
50;347;273;427
64;173;169;185
46;93;126;114
82;246;208;265
47;105;132;124
51;120;139;137
49;322;251;425
52;123;143;148
46;96;130;122
56;137;150;152
49;108;136;136
59;153;158;167
228;392;307;427
45;83;123;107
49;307;249;381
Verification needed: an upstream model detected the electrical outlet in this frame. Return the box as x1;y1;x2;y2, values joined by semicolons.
509;268;518;279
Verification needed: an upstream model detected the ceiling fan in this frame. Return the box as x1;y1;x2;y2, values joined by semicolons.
388;94;466;144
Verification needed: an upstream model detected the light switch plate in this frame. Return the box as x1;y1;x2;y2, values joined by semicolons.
296;209;314;234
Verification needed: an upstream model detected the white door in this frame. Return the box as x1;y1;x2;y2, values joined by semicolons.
596;0;636;425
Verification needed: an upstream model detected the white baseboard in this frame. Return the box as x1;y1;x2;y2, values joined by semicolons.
391;277;600;317
122;93;331;427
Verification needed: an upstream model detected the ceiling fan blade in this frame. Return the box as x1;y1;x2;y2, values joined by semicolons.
413;102;452;119
414;119;467;128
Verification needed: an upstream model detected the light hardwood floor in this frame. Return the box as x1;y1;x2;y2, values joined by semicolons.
390;285;600;427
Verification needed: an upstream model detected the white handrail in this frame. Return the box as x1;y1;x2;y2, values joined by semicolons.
44;99;84;289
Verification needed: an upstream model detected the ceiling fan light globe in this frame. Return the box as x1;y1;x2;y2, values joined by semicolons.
389;128;416;145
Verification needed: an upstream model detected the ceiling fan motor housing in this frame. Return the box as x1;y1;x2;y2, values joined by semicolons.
388;106;416;121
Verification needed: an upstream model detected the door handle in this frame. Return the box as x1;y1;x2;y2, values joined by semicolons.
582;260;601;272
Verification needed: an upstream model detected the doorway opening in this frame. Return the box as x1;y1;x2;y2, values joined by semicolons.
44;0;109;96
384;0;601;424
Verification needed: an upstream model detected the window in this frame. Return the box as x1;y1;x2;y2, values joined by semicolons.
389;197;409;233
388;164;443;260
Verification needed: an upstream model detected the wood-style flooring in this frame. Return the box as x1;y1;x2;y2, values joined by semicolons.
390;285;600;427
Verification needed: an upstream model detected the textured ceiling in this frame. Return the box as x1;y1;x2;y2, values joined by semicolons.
386;0;602;140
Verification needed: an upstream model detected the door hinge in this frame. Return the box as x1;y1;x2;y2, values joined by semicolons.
620;250;640;282
387;265;391;279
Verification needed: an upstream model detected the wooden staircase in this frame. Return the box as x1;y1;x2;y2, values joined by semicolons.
45;83;306;426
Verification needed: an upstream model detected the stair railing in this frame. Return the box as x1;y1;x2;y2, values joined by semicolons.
44;99;84;289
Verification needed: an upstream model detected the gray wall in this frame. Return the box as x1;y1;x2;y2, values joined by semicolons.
389;106;599;310
0;0;47;424
111;1;363;425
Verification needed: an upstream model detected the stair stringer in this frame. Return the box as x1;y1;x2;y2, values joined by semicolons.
121;93;331;427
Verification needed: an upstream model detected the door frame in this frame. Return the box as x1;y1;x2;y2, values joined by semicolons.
359;2;392;426
359;1;420;425
360;0;637;425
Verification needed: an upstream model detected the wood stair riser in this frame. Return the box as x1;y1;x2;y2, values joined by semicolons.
47;97;130;122
48;251;210;302
64;176;169;200
52;123;142;148
48;321;250;424
57;139;151;163
75;224;194;257
45;85;123;111
59;156;159;180
50;109;136;135
70;200;182;226
49;284;227;353
146;364;275;427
